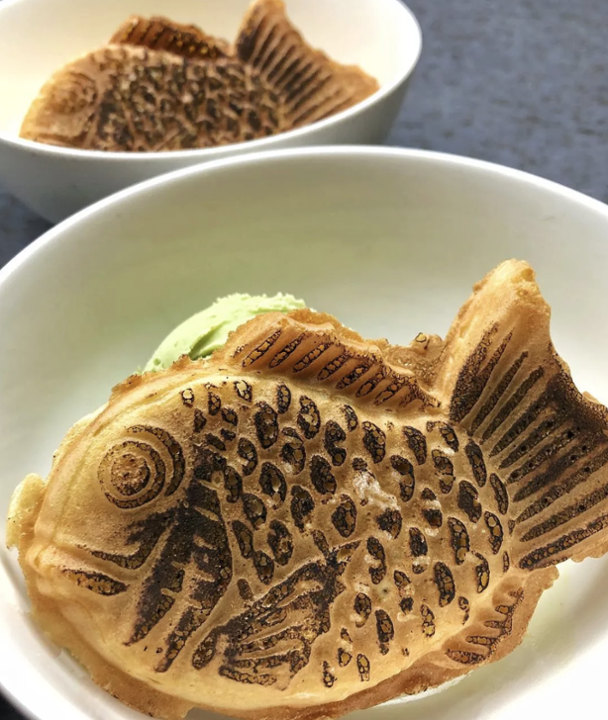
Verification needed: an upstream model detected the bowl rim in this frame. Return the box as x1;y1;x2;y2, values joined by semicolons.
0;0;422;161
2;143;608;720
2;144;608;294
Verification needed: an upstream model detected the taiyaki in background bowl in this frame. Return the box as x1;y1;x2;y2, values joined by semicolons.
0;0;421;224
3;146;608;720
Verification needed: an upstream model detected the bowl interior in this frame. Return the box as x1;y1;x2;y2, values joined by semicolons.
2;148;608;720
0;0;418;137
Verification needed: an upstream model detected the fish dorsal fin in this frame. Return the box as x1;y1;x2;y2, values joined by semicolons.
215;308;439;411
431;260;608;569
109;15;230;61
234;0;379;129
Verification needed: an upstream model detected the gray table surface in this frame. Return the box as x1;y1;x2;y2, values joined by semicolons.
1;0;607;717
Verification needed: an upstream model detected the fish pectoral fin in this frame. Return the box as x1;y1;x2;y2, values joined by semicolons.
214;308;439;411
434;259;608;570
234;0;379;130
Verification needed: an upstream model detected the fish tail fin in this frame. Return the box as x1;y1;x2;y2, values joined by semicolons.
433;259;608;570
234;0;379;129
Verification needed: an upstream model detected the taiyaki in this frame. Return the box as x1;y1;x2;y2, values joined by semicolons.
19;0;379;151
8;260;608;720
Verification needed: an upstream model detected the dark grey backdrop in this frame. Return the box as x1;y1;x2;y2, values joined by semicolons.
1;0;607;718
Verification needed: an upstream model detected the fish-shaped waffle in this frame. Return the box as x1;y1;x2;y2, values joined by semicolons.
19;0;379;151
8;260;608;720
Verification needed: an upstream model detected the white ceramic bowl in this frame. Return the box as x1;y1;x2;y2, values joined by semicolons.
0;0;421;223
3;147;608;720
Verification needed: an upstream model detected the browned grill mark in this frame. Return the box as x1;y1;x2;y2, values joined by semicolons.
515;446;608;524
485;512;504;553
500;412;567;473
181;388;195;407
310;455;337;495
336;362;372;390
354;593;372;627
223;466;242;503
375;609;394;654
367;537;387;584
342;405;359;431
290;485;315;531
338;648;352;667
62;569;127;596
237;438;258;476
298;396;321;439
400;597;414;612
394;570;410;591
357;654;371;681
465;440;487;487
293;343;332;372
432;449;455;493
267;520;293;566
482;367;544;445
232;520;254;558
520;480;608;542
403;426;427;465
331;495;357;537
322;661;336;688
242;493;267;529
259;462;287;505
514;435;603;502
409;528;428;556
390;455;415;502
458;596;470;623
234;380;253;402
270;335;305;368
458;480;482;523
362;421;386;464
221;408;238;426
421;604;436;637
470;350;528;434
449;326;505;423
447;649;485;665
375;376;407;404
423;508;444;528
376;508;403;539
324;420;347;467
434;562;456;606
253;402;279;449
357;368;388;398
427;421;459;451
489;473;509;514
448;517;470;564
253;550;274;584
276;383;291;414
208;390;222;415
474;553;490;592
242;329;282;366
206;433;226;452
237;578;253;601
318;353;349;381
280;428;306;475
194;408;207;433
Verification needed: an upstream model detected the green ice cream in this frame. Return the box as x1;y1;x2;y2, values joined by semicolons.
144;293;306;373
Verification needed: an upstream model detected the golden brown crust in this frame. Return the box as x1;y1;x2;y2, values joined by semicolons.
235;0;380;128
20;1;379;151
8;260;608;720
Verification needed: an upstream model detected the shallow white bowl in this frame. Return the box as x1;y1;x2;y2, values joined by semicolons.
0;0;421;223
3;147;608;720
